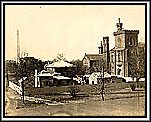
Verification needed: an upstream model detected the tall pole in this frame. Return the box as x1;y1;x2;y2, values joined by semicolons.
21;60;25;104
22;80;24;104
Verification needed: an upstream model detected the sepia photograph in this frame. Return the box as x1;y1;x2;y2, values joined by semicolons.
1;1;150;121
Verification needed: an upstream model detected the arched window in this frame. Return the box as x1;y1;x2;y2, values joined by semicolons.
117;68;121;75
118;52;121;62
117;38;121;47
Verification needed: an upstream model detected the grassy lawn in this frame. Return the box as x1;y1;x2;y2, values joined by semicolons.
26;82;131;96
6;93;145;116
5;77;145;117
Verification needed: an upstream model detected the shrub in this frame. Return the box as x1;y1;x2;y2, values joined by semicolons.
130;83;136;91
68;86;79;97
139;82;145;88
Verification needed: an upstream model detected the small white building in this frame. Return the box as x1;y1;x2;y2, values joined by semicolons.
89;72;101;84
89;72;111;84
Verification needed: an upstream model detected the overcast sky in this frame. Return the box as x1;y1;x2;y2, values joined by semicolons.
5;5;145;61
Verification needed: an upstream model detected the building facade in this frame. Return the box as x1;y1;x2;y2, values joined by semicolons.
83;18;145;77
82;53;103;68
110;18;144;77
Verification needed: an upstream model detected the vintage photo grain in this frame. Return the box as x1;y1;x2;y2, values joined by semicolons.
2;1;150;121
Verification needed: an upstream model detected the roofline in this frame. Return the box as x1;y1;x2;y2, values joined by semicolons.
82;53;103;60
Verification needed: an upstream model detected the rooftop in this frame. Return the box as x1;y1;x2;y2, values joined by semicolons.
84;54;103;60
45;60;73;68
53;76;71;80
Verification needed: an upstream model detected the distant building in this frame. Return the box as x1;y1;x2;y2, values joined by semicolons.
45;60;75;77
35;60;77;87
82;53;103;68
35;70;77;88
110;18;145;77
89;72;101;84
82;18;145;77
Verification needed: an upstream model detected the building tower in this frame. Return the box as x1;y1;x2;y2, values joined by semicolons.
103;36;110;73
16;29;20;63
98;41;103;54
103;37;109;54
112;18;139;77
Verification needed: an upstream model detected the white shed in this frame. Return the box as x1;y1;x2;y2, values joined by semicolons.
89;72;101;84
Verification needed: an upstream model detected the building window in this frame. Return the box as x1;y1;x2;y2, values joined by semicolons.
44;81;49;86
117;38;121;47
118;52;121;62
111;54;114;62
117;68;121;75
127;50;129;57
112;55;114;62
134;38;136;46
129;37;132;45
84;59;88;65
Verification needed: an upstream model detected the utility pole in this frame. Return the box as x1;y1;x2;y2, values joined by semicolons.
22;79;24;104
20;59;25;104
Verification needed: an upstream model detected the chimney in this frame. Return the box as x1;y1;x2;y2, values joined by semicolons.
16;29;20;63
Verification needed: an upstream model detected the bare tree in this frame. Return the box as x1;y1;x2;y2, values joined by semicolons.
128;46;145;88
56;53;66;61
92;58;105;101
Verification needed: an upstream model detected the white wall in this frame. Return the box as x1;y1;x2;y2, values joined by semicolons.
9;81;22;95
89;72;101;84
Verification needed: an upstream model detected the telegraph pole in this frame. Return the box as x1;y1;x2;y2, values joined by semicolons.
22;80;25;104
20;59;25;104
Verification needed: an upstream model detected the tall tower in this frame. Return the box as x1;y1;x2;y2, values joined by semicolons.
98;41;103;54
103;36;109;54
16;29;20;63
103;36;110;73
113;18;139;77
